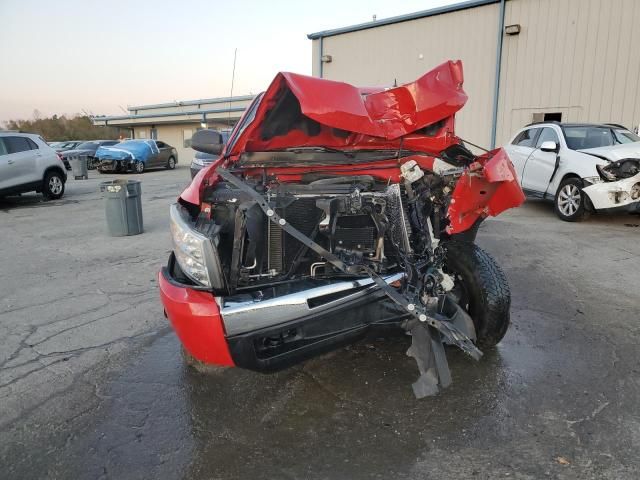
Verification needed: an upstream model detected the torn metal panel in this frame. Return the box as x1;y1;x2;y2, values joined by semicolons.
583;172;640;210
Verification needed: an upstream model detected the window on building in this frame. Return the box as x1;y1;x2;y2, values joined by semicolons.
183;129;193;148
544;112;562;122
532;112;562;123
150;127;158;140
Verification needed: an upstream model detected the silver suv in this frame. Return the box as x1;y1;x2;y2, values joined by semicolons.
0;132;67;200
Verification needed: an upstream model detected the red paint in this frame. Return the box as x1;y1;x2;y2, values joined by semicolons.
226;61;465;159
183;61;523;229
276;62;465;139
158;270;234;366
168;61;524;367
447;148;525;233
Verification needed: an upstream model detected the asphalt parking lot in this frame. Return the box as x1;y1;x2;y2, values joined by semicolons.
1;165;639;479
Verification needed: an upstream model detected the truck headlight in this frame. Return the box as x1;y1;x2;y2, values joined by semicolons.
169;203;225;289
192;157;205;166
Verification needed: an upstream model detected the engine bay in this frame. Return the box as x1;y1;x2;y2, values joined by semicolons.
195;157;464;297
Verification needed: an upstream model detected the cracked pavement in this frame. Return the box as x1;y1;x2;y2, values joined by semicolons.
1;166;639;479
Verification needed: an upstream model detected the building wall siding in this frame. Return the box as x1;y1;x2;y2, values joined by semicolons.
497;0;640;144
312;0;640;149
313;3;501;147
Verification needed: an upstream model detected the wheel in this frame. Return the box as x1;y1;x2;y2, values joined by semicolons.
554;177;589;222
134;160;145;174
444;241;510;348
181;347;226;375
42;171;65;200
166;156;176;170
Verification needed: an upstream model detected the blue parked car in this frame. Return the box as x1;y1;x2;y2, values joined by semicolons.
96;139;178;174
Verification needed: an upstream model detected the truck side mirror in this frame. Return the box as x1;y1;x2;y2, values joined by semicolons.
192;129;224;155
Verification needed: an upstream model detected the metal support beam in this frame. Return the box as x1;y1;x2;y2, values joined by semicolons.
490;0;506;149
318;36;324;78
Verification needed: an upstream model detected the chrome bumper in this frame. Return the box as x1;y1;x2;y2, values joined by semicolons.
219;272;405;336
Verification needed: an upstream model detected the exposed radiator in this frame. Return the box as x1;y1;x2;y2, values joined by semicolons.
267;220;283;272
269;198;322;274
384;184;412;253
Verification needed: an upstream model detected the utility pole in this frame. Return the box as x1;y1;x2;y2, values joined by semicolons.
228;48;237;125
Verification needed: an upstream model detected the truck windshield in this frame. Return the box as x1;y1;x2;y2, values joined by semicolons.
224;94;262;155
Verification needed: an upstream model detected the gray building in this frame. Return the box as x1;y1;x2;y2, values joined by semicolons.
308;0;640;148
92;95;255;162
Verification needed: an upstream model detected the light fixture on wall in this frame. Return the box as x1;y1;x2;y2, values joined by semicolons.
505;24;521;35
200;121;207;129
321;54;332;63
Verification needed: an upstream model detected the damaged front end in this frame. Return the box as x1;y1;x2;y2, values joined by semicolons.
585;158;640;211
163;61;525;397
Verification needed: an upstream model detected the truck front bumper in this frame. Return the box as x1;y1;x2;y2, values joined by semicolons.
158;261;234;367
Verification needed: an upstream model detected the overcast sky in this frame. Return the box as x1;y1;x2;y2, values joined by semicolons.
0;0;458;122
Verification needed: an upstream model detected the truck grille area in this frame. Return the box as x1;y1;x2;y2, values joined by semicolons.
280;198;323;272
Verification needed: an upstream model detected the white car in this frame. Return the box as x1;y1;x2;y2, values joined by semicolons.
504;122;640;221
0;132;67;200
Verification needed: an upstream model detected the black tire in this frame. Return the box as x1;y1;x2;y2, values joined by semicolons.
554;177;589;222
42;170;65;200
166;156;176;170
134;160;145;174
444;241;510;348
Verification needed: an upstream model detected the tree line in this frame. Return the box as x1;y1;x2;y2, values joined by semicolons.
2;113;124;141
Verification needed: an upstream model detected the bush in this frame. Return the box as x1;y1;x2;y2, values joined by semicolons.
2;113;123;141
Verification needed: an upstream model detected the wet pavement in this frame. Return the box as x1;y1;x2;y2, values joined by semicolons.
1;167;639;479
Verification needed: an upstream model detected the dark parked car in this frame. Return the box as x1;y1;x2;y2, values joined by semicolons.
189;131;230;178
59;140;120;170
96;139;177;174
51;140;83;153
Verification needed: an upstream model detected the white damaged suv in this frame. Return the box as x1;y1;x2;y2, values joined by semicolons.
505;122;640;221
0;132;67;200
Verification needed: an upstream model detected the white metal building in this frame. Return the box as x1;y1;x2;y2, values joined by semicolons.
92;95;255;162
308;0;640;148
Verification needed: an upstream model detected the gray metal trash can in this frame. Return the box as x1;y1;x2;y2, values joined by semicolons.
70;155;88;180
99;180;144;236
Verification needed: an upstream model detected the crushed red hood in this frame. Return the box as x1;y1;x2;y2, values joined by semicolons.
267;61;466;139
183;61;469;203
182;60;524;228
226;60;467;157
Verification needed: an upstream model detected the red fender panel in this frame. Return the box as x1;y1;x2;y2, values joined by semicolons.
158;270;234;366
